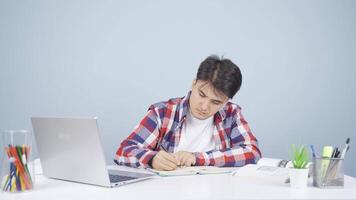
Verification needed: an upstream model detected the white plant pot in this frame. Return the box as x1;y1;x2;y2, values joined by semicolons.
289;168;309;189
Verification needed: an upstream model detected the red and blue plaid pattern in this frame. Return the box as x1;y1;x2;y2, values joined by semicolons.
114;92;261;168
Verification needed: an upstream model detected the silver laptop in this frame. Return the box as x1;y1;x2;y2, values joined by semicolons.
31;117;154;187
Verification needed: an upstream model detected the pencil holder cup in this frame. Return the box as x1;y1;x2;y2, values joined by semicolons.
313;157;344;188
1;130;35;193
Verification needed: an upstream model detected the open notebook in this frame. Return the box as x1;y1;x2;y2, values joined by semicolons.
147;166;235;177
146;158;306;177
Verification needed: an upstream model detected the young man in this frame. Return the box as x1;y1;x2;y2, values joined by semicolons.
114;55;261;171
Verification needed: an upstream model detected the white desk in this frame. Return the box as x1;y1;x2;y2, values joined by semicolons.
2;163;356;200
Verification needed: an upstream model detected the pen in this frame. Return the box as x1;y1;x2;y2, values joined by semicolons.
160;144;181;167
334;149;341;158
331;147;338;158
340;138;350;159
324;147;342;183
310;145;317;158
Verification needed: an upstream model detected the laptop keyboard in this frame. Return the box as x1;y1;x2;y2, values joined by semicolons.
109;174;138;183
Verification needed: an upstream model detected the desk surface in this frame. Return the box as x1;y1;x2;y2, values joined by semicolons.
2;163;356;200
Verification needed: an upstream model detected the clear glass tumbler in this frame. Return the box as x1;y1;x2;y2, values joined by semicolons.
313;157;344;188
1;130;35;193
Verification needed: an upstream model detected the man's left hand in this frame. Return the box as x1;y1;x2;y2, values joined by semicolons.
174;151;196;167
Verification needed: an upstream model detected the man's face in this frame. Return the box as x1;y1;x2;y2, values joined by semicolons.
189;80;229;120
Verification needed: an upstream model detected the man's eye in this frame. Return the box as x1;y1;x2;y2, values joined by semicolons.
199;92;205;97
212;101;220;105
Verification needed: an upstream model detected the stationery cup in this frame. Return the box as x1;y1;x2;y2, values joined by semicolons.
1;130;35;192
313;157;344;188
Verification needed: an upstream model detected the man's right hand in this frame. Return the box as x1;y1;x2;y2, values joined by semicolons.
151;151;180;171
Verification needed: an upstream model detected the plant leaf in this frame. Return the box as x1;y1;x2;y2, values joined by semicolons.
290;144;310;168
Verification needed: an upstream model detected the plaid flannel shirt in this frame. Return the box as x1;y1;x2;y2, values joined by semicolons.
114;91;261;168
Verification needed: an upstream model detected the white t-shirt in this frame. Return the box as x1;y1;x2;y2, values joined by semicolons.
175;110;216;152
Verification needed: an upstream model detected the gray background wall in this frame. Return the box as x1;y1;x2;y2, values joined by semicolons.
1;0;355;177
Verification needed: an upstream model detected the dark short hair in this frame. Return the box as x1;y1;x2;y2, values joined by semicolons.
196;55;242;99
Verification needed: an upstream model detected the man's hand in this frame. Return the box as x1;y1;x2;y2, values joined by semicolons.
152;151;180;171
174;151;196;167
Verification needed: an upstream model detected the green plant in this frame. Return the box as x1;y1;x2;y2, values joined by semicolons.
290;144;309;169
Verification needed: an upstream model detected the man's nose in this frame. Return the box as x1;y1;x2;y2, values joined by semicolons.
200;100;209;111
